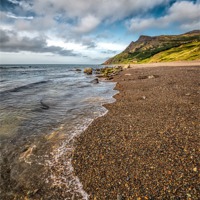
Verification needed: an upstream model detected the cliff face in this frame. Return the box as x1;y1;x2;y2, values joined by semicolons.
103;30;200;64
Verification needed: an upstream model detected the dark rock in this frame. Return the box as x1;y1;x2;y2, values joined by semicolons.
90;78;99;84
40;100;49;110
138;75;159;79
106;76;114;80
75;69;81;72
148;75;159;79
138;35;153;42
138;75;148;80
95;68;101;72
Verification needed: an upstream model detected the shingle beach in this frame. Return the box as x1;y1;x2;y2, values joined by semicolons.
73;62;200;199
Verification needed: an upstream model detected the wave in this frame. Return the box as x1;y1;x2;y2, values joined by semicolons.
0;80;50;94
0;65;32;70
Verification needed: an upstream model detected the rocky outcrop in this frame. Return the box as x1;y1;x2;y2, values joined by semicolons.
95;66;123;80
83;68;93;75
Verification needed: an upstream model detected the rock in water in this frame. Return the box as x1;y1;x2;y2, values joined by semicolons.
40;100;49;110
84;68;93;75
90;78;99;84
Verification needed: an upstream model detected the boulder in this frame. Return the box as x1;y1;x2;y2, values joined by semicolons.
123;64;130;69
84;68;93;75
90;78;99;84
40;100;49;110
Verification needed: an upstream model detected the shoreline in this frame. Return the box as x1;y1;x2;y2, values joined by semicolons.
72;62;200;199
0;65;117;200
106;60;200;68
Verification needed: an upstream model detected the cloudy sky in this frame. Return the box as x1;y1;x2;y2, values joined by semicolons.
0;0;199;64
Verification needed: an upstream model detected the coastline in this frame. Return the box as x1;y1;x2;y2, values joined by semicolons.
72;62;200;199
108;60;200;68
0;64;118;200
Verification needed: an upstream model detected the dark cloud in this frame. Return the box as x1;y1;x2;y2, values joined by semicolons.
0;29;10;43
0;0;16;11
81;39;97;49
1;0;33;14
96;32;112;39
86;42;96;49
0;29;77;56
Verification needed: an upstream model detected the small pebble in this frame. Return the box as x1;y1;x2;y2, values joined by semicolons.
193;167;197;172
142;96;146;100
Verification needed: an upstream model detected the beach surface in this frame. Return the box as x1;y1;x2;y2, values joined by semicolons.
73;62;200;199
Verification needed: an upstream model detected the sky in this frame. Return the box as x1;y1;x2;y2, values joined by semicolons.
0;0;199;64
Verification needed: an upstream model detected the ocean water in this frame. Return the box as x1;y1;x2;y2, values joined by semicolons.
0;64;117;199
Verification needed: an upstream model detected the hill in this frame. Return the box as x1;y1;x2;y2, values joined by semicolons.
103;30;200;64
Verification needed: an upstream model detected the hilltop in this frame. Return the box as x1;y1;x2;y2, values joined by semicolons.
103;30;200;64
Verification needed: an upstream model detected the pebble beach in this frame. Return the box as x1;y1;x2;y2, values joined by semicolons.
73;62;200;199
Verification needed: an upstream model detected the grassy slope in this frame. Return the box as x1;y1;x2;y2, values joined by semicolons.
103;31;200;64
140;41;200;63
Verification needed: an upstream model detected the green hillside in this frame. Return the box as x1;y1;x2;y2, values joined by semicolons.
103;30;200;64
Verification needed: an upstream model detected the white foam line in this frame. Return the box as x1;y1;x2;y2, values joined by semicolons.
45;83;118;199
43;119;92;199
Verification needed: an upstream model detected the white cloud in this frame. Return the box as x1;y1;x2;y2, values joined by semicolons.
14;16;56;32
7;0;18;4
73;15;100;33
6;12;33;20
127;18;165;32
0;51;88;64
32;0;146;18
47;38;85;51
21;0;171;32
1;0;174;42
97;42;126;51
167;0;200;22
127;1;200;32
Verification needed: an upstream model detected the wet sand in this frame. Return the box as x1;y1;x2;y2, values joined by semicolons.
73;62;200;199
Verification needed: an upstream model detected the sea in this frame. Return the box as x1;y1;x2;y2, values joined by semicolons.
0;64;117;199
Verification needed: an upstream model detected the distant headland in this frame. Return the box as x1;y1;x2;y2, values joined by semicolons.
103;30;200;64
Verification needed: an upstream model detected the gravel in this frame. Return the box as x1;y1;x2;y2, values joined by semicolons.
73;65;200;199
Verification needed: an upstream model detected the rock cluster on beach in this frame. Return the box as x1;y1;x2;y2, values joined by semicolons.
84;68;93;75
73;64;200;199
95;66;123;80
83;66;123;80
